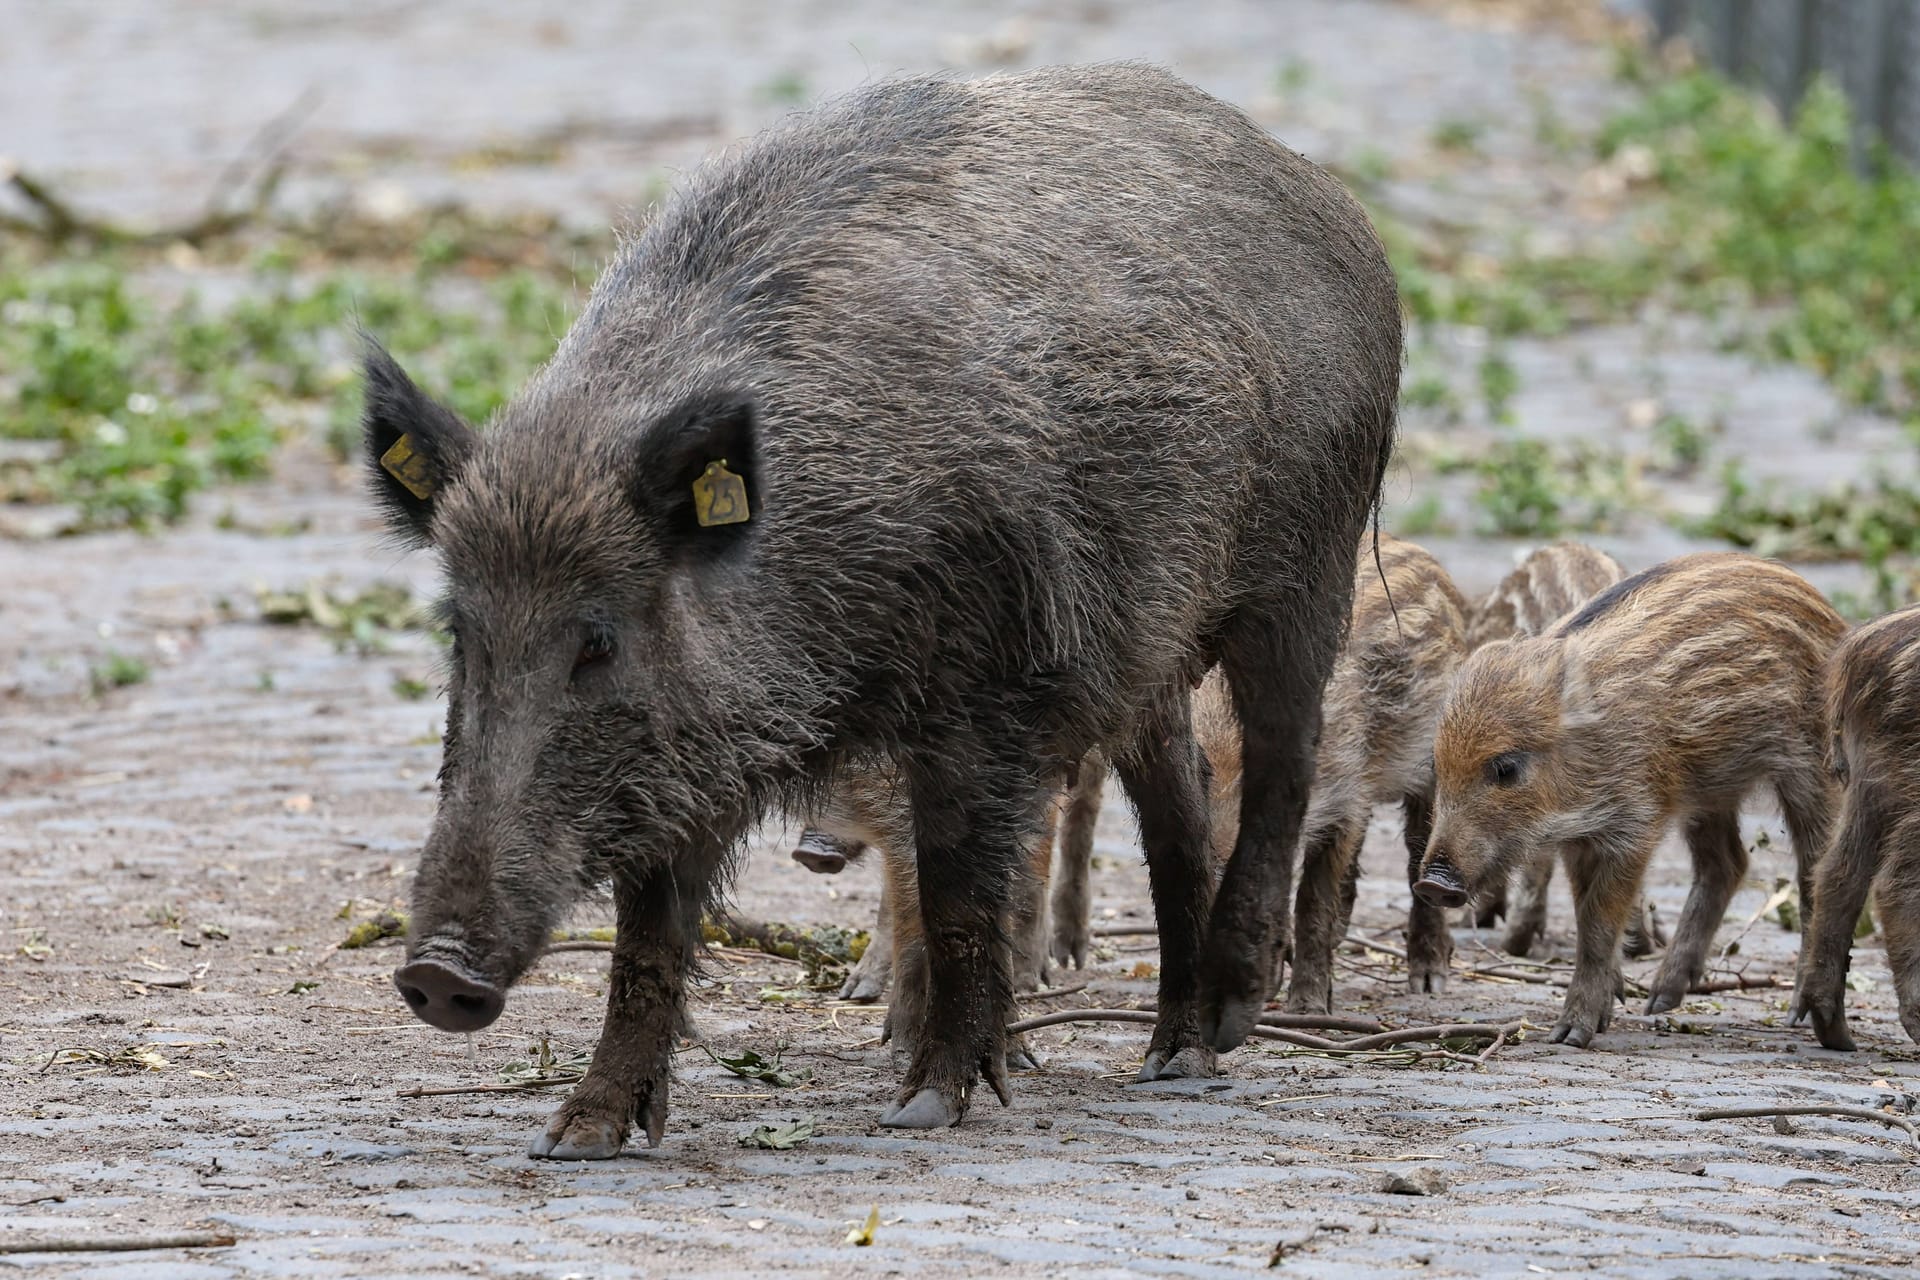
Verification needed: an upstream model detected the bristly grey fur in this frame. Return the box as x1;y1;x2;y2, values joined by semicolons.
366;63;1403;1152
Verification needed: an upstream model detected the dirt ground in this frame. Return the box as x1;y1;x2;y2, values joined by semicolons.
4;2;1920;1277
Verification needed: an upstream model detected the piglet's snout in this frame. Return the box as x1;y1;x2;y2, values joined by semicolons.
394;958;505;1032
1413;857;1470;910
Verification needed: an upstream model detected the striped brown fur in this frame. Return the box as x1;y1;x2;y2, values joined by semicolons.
1276;533;1471;1010
1793;603;1920;1049
1462;543;1666;960
1421;552;1846;1046
1465;542;1628;652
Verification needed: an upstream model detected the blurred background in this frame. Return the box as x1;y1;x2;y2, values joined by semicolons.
1;0;1917;709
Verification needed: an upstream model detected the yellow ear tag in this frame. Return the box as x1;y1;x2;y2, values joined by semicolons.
380;433;436;501
692;459;751;527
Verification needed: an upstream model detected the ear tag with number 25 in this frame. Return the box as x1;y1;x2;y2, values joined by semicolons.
379;433;436;500
692;459;751;527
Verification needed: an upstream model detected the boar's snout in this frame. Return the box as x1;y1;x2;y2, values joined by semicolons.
1413;857;1470;910
394;958;506;1033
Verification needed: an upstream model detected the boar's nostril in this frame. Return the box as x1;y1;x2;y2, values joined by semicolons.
1414;860;1470;910
394;958;505;1033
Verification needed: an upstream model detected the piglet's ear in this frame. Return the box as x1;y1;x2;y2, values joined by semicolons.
361;341;479;547
1559;641;1603;730
629;392;761;560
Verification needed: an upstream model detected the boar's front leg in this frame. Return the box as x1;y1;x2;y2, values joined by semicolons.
1117;693;1218;1081
879;749;1033;1129
530;870;695;1159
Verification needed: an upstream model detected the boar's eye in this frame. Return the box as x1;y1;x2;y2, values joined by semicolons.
1486;752;1527;787
572;626;616;679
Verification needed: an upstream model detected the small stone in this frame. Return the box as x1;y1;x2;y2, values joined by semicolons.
1184;1188;1199;1201
1380;1169;1446;1196
1034;1117;1052;1130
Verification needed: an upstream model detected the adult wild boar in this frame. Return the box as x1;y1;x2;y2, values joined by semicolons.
368;64;1401;1157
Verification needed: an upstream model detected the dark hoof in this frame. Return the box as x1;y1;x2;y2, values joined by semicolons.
1200;991;1262;1054
1408;964;1449;996
1548;1020;1595;1048
1791;991;1857;1051
1644;988;1684;1015
529;1113;624;1161
1136;1044;1217;1081
840;968;888;1003
879;1087;963;1129
1500;924;1542;958
1051;928;1088;971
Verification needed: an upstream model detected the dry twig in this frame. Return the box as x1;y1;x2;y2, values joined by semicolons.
0;1233;235;1255
1696;1104;1920;1154
397;1077;581;1099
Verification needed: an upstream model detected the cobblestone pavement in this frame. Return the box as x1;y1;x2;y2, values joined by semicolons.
4;2;1919;1276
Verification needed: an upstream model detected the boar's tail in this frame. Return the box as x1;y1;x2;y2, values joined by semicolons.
1367;430;1402;642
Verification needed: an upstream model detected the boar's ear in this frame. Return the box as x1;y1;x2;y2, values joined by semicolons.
361;341;479;547
629;392;761;558
1559;641;1603;730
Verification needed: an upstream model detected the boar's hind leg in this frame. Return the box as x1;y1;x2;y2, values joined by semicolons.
1402;789;1454;993
1117;693;1219;1081
1647;808;1747;1014
531;873;695;1159
1791;788;1887;1051
1200;612;1339;1053
879;751;1033;1129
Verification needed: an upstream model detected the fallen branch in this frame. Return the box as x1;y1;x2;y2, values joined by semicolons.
543;940;614;954
0;1233;235;1255
1337;1021;1527;1053
1696;1104;1920;1154
1004;1008;1339;1049
1006;1008;1515;1060
1006;1008;1382;1036
1091;924;1158;937
2;88;318;245
397;1076;582;1099
1345;935;1782;996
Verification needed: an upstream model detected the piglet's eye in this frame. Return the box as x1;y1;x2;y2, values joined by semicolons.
1487;753;1525;786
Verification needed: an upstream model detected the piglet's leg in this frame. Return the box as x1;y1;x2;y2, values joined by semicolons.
1792;790;1886;1051
1646;808;1746;1014
1553;836;1650;1047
